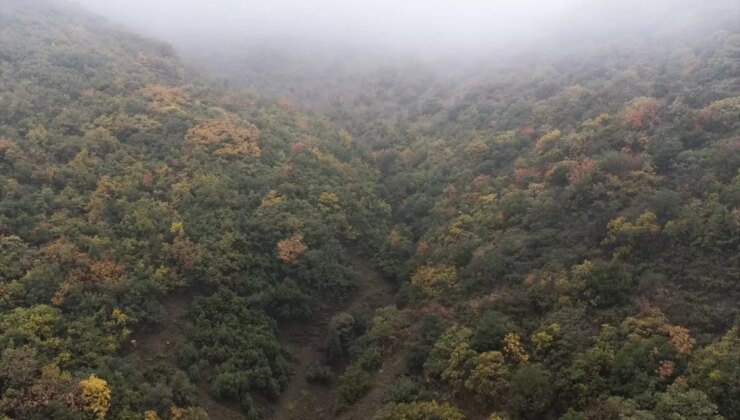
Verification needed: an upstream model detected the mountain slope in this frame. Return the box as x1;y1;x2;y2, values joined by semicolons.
319;19;740;420
1;1;739;419
196;6;740;419
0;1;391;418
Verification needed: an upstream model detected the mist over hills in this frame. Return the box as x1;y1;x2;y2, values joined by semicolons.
0;0;738;419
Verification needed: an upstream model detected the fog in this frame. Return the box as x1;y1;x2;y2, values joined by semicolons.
71;0;739;56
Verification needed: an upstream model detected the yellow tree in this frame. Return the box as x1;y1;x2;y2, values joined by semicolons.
465;351;510;405
185;118;260;158
410;265;458;298
502;333;529;365
442;342;477;390
79;374;111;419
138;84;188;113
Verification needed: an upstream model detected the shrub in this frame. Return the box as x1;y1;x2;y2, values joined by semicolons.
383;376;424;404
336;365;372;410
358;345;384;371
373;401;465;420
305;362;333;384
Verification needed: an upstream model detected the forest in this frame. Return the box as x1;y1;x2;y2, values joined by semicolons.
0;0;738;419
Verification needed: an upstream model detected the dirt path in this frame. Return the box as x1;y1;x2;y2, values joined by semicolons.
337;350;406;420
270;252;396;420
128;291;245;420
129;291;189;366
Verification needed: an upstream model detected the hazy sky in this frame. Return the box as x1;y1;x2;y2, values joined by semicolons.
71;0;738;53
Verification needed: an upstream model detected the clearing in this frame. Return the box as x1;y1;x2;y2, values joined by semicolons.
270;252;396;419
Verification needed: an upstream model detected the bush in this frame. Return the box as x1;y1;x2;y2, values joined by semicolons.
177;343;199;368
170;370;197;406
305;362;333;384
374;401;465;420
325;312;359;363
382;376;423;404
336;364;372;410
187;364;201;382
357;345;384;371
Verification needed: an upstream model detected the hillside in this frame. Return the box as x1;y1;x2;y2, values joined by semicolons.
192;5;740;420
304;16;740;420
1;1;739;420
0;1;391;418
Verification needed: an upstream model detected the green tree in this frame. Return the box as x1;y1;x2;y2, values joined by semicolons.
687;327;740;419
653;381;723;420
508;365;553;419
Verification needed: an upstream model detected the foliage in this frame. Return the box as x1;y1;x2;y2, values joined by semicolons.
687;327;740;418
305;362;333;384
79;374;111;419
276;233;306;264
653;381;722;420
424;325;472;378
508;365;553;418
464;351;510;406
373;400;465;420
410;265;458;298
0;1;391;417
188;289;287;401
185;118;261;158
1;0;739;418
382;376;424;404
335;364;372;411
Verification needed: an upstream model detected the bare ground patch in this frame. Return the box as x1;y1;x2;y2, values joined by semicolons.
270;252;396;419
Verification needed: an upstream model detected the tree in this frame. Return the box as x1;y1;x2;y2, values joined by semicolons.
621;97;662;130
185;118;261;158
79;374;111;419
471;311;512;352
367;306;410;353
169;405;209;420
325;312;357;362
697;97;740;132
441;342;477;390
508;365;553;419
502;333;529;365
11;364;81;417
138;84;188;113
603;211;661;253
531;323;560;355
687;327;740;418
277;233;306;264
410;265;458;298
465;351;510;405
653;381;722;420
336;364;372;410
425;325;472;377
0;346;39;388
581;259;635;308
0;235;34;281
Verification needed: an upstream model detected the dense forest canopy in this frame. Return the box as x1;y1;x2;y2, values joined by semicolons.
0;0;739;419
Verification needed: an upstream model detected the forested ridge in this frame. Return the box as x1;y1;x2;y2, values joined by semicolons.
1;0;739;419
